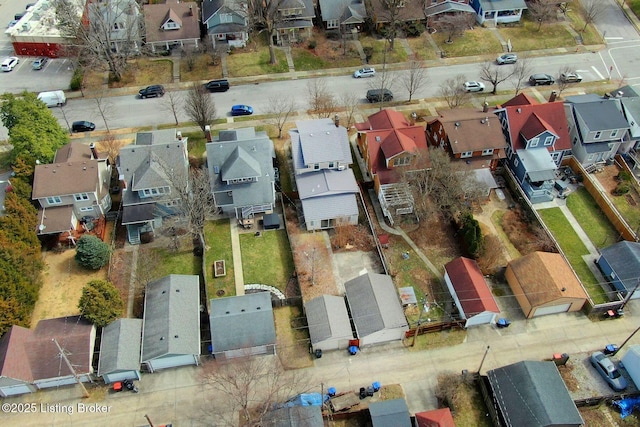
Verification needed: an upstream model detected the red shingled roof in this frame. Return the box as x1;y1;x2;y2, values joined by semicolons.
502;102;571;151
415;408;456;427
445;257;499;316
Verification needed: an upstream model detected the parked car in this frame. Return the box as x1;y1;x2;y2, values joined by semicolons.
138;85;165;98
231;105;253;116
1;57;19;72
32;57;48;70
590;351;628;391
496;54;518;65
6;19;18;28
71;121;96;132
204;79;230;92
464;81;485;92
560;72;583;83
26;3;35;10
366;89;393;103
14;12;25;21
353;67;376;78
529;73;555;86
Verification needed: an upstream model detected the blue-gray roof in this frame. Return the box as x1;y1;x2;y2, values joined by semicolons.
297;169;359;199
479;0;527;12
344;272;408;338
318;0;366;23
425;0;475;16
566;96;630;131
304;295;353;345
209;292;276;353
600;241;640;291
291;119;352;169
487;361;583;427
516;148;557;182
142;275;201;362
98;318;143;376
369;399;412;427
263;406;323;427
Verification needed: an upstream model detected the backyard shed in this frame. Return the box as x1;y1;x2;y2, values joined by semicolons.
596;241;640;299
344;272;408;346
505;252;588;318
0;326;36;397
621;345;640;389
444;257;500;327
98;318;143;384
263;405;323;426
368;398;412;427
415;408;456;427
305;295;353;352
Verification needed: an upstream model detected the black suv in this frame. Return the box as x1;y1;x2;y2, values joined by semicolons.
204;79;230;92
71;121;96;132
366;89;393;103
138;85;165;98
529;74;555;86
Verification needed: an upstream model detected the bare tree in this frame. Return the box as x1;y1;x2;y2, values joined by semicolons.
268;95;296;139
378;0;407;50
435;12;474;43
370;67;395;111
582;0;606;32
527;0;558;28
54;0;143;82
162;90;183;126
184;83;217;132
96;133;125;166
479;61;515;94
307;79;338;119
439;74;470;109
200;355;313;427
339;92;361;129
172;167;216;248
512;56;533;95
402;61;428;102
246;0;285;64
94;93;113;133
555;65;574;96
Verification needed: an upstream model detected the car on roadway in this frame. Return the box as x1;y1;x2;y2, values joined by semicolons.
1;57;19;72
32;57;48;70
464;81;485;92
496;53;517;65
138;85;165;98
529;73;555;86
71;121;96;132
231;105;253;116
204;79;230;92
590;351;628;391
560;72;583;83
353;67;376;78
366;89;393;103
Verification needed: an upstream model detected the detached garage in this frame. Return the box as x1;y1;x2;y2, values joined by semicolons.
98;318;143;384
0;326;36;397
505;252;588;318
305;295;353;352
596;241;640;299
141;275;201;373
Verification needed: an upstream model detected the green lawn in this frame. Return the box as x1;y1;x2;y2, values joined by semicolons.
432;27;503;57
498;20;575;51
406;35;438;60
154;248;201;277
537;208;608;304
226;48;289;77
239;229;294;290
608;186;640;235
204;219;235;300
629;0;640;19
291;48;327;70
360;37;409;64
566;187;619;248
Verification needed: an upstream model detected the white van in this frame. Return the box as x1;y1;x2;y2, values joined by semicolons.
37;90;66;107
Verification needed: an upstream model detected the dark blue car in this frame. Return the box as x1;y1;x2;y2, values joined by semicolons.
231;105;253;116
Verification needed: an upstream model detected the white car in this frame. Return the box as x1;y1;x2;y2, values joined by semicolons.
353;67;376;78
1;57;19;72
464;81;485;92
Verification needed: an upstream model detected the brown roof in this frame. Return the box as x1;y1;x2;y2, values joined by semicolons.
507;252;588;306
0;326;34;382
37;205;74;234
369;0;426;24
428;108;508;154
143;0;200;43
32;161;100;199
54;141;103;163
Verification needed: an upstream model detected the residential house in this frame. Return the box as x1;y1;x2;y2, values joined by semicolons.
273;0;314;45
564;94;631;170
367;0;426;31
117;129;189;244
596;241;640;300
0;316;96;397
368;398;412;427
486;361;583;427
494;93;572;204
88;0;143;54
318;0;366;33
209;292;277;359
141;275;200;372
206;127;276;226
290;118;360;231
202;0;248;48
355;109;430;224
98;318;143;384
415;408;456;427
614;86;640;175
424;0;476;30
344;272;408;346
444;257;500;327
32;141;111;238
263;405;324;427
505;252;588;318
305;295;354;352
143;0;200;53
470;0;527;26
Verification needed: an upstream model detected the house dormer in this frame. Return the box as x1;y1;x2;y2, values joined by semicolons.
519;113;558;151
161;8;182;30
219;146;261;184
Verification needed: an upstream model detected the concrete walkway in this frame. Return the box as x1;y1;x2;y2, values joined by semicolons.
398;38;414;58
229;220;245;296
125;244;139;317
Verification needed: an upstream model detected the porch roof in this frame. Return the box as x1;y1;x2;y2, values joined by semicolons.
516;148;557;182
479;0;527;12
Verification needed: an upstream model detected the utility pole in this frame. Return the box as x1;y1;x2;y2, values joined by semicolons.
411;297;427;347
477;346;490;373
52;338;90;398
144;414;156;427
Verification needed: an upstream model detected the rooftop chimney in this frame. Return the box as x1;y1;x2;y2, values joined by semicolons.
189;5;193;15
177;131;182;141
89;142;98;160
205;125;212;143
482;101;489;113
549;91;557;103
334;114;339;127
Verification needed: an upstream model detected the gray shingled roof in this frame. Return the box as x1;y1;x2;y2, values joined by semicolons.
516;148;557;182
209;292;276;353
487;361;583;427
344;272;408;338
297;169;359;199
142;275;200;362
369;399;412;427
319;0;366;23
305;295;353;345
206;127;276;210
565;96;630;131
98;318;143;376
291;119;352;168
425;0;475;16
263;406;324;427
479;0;527;12
600;241;640;291
301;194;359;222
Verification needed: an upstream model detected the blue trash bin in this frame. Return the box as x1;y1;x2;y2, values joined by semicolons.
604;344;618;355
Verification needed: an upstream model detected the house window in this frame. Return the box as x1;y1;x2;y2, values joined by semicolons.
141;187;169;197
113;22;125;30
573;137;577;145
220;13;232;23
544;136;553;146
551;152;560;162
460;151;473;158
328;162;335;168
514;159;519;168
394;156;411;166
594;131;602;139
47;196;62;205
611;129;619;138
79;206;94;212
481;149;494;156
327;19;339;29
74;193;89;201
313;164;320;170
530;137;539;147
164;21;179;30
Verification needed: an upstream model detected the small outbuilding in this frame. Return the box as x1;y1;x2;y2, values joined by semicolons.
263;405;324;427
262;212;281;230
596;241;640;299
415;408;456;427
368;398;412;427
98;318;143;384
305;295;353;352
621;345;640;389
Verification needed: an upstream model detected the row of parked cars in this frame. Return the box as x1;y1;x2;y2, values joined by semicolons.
1;55;48;71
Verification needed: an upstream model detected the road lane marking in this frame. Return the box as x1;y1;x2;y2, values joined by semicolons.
591;66;604;80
